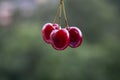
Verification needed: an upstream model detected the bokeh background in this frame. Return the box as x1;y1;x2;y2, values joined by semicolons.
0;0;120;80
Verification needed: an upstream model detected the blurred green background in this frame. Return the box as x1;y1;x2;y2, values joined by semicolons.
0;0;120;80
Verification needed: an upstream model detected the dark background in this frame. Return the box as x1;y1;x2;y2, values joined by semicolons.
0;0;120;80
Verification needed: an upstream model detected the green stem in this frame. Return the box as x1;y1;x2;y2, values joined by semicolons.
53;0;69;27
59;0;62;26
53;2;61;24
62;0;69;27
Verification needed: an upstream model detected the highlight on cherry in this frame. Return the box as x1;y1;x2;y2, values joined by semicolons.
42;0;83;50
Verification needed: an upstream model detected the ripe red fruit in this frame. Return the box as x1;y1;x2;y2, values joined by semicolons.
68;27;82;48
42;23;59;44
50;28;69;50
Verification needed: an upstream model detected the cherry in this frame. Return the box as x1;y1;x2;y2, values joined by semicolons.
41;0;83;50
42;23;59;44
68;27;82;48
50;28;69;50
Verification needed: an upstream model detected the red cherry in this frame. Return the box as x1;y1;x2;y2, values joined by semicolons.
42;23;59;44
50;28;69;50
68;27;82;48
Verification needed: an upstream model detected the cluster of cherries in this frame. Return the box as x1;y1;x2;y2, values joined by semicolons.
42;0;83;50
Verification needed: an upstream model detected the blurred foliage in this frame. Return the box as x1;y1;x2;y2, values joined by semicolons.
0;0;120;80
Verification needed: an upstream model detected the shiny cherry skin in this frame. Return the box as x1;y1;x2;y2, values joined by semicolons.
50;28;69;50
68;27;82;48
42;23;59;44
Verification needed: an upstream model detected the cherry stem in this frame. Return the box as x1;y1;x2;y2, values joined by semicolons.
53;0;69;27
62;0;69;27
53;1;61;24
59;0;62;26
